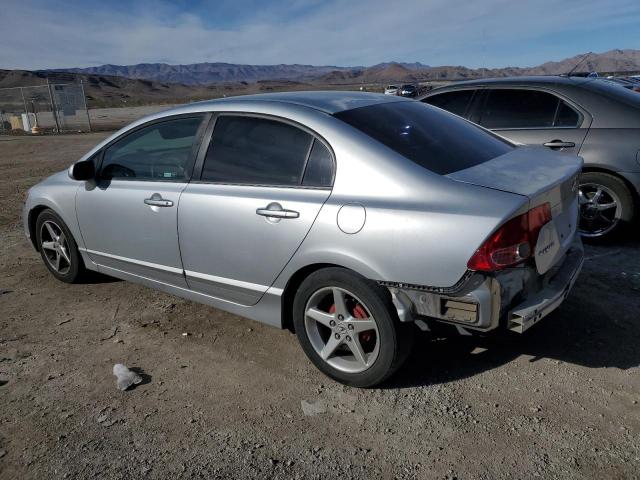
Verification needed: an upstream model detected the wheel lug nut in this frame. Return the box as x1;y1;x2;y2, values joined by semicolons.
346;336;352;342
338;314;344;321
329;320;336;326
348;324;354;330
334;333;340;339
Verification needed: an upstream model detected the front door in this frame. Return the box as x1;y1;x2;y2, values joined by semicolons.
76;115;206;287
178;114;335;305
474;88;590;155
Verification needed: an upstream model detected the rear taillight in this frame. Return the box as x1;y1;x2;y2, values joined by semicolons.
467;203;552;272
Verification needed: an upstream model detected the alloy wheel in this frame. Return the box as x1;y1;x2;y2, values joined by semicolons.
578;182;621;238
304;287;380;374
40;220;72;274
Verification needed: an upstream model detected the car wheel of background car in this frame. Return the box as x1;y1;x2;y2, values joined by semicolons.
578;172;634;241
293;267;413;388
35;209;85;283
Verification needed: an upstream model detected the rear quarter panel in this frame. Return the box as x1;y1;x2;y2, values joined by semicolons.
270;125;529;290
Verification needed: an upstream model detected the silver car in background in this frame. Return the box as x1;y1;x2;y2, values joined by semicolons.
421;76;640;240
23;92;584;387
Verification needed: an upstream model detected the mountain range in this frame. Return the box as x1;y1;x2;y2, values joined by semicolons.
46;50;640;85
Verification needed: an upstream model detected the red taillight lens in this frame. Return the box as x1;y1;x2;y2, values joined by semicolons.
467;203;552;272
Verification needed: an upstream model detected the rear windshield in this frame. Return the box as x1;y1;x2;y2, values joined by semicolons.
582;79;640;108
334;101;513;175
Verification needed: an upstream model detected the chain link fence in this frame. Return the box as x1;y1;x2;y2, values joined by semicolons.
0;82;91;134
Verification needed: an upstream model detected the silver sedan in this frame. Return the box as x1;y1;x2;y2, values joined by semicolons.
23;92;584;387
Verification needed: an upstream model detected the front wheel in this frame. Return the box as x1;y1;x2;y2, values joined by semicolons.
578;172;635;241
35;209;86;283
293;268;413;388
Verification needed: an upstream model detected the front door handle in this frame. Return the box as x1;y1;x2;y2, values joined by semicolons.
543;140;575;149
256;202;299;219
144;193;174;207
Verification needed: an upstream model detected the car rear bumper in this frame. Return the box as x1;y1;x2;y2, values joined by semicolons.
507;240;583;332
387;238;584;334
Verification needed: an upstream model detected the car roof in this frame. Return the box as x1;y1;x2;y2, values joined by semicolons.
180;91;412;115
427;75;599;90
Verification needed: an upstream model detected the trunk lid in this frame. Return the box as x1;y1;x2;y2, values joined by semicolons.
448;146;583;274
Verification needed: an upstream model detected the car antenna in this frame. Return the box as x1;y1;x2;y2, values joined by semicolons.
565;52;592;77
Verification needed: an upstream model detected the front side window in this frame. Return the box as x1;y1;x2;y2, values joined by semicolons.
423;90;476;117
479;89;580;129
201;116;314;186
334;101;513;175
100;116;203;181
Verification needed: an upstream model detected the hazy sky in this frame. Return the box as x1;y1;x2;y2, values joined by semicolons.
2;0;639;70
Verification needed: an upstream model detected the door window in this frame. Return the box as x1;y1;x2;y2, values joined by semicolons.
479;89;560;129
302;140;334;187
100;116;204;181
201;116;316;186
555;101;581;127
423;89;476;117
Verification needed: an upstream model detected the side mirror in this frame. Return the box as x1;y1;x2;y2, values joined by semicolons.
69;158;96;181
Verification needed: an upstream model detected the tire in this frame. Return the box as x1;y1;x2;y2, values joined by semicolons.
35;209;86;283
293;267;413;388
578;172;635;242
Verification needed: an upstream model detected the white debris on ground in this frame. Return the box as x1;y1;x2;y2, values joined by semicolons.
301;399;327;416
112;364;143;391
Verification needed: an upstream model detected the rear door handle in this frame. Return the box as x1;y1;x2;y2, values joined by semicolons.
543;140;575;149
144;194;174;207
256;202;299;219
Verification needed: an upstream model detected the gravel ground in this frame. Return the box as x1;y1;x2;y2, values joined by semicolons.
0;133;639;480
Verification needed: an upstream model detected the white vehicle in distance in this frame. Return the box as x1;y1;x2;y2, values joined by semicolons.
384;85;399;95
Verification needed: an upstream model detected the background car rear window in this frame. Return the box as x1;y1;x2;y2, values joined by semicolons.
334;101;512;175
423;90;475;117
201;116;313;186
101;116;203;180
479;89;559;128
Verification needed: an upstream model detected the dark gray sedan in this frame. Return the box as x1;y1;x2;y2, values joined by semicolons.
421;76;640;240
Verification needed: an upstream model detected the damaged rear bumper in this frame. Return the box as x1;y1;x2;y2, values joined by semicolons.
507;243;583;332
387;239;584;334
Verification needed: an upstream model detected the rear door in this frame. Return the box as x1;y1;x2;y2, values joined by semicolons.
473;88;589;155
178;114;334;305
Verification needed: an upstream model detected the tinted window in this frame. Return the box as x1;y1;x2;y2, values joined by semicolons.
424;90;475;117
201;116;313;186
334;101;512;175
101;116;203;180
302;140;334;187
480;89;559;128
555;101;580;127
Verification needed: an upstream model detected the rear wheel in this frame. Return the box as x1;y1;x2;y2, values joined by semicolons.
578;172;634;241
35;209;85;283
293;268;412;387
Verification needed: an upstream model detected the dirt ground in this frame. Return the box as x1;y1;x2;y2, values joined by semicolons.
0;133;639;480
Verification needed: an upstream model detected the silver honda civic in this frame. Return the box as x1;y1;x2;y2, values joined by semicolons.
23;92;584;387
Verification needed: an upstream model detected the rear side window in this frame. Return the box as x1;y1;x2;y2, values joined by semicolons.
423;90;475;117
334;101;513;175
302;140;334;187
555;101;580;127
479;89;559;128
100;116;203;181
201;116;313;186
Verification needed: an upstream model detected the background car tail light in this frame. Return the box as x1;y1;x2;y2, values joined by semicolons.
467;203;552;272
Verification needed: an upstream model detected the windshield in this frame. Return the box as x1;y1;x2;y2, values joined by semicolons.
334;101;513;175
